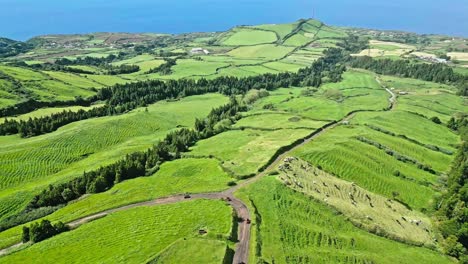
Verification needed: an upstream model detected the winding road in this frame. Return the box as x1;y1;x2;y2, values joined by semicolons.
0;79;397;263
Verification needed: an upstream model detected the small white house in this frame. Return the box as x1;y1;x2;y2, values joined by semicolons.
190;48;210;55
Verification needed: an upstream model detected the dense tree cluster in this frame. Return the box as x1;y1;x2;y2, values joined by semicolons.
0;37;33;58
26;98;245;209
349;56;468;95
0;48;347;138
0;97;93;118
436;116;468;261
54;53;125;66
337;35;370;53
22;220;68;243
146;58;177;75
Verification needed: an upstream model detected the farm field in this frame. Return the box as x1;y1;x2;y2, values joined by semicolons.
0;200;233;264
0;94;228;221
236;176;453;264
190;128;312;177
222;28;278;46
0;158;234;249
0;17;466;264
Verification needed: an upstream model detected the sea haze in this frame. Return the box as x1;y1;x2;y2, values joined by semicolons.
0;0;467;40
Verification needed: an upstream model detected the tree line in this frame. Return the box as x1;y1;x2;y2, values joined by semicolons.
436;115;468;261
349;56;468;96
0;48;347;138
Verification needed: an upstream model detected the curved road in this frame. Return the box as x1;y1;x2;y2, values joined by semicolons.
0;79;396;263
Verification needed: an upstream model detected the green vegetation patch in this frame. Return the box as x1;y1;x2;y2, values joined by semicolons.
222;28;277;46
0;200;232;264
227;44;294;60
190;128;312;177
236;177;453;264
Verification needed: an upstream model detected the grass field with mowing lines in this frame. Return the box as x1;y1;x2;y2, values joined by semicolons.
0;200;232;264
236;177;453;264
0;158;234;249
150;238;228;264
293;124;444;210
0;94;228;221
0;104;105;124
351;111;460;152
222;28;277;46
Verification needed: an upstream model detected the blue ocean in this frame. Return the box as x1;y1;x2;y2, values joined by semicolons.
1;0;467;40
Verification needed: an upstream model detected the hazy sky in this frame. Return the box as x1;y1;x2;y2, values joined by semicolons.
1;0;467;40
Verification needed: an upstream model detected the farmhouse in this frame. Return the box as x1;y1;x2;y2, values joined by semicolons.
190;47;210;55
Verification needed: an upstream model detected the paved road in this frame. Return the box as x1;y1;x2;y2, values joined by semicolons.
0;79;396;262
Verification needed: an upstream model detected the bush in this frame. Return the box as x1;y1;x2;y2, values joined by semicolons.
430;116;442;124
24;220;69;243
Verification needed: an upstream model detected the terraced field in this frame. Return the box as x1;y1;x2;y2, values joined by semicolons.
236;177;453;264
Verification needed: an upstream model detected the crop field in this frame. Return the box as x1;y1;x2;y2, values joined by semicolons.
189;128;312;177
0;200;233;264
380;76;466;122
0;158;234;249
262;61;303;72
227;44;294;60
234;113;328;130
222;28;278;46
157;59;229;79
283;32;313;46
293;114;457;210
151;238;228;264
351;111;460;152
0;18;465;263
279;158;435;246
447;52;468;62
251;71;389;121
0;104;104;124
0;65;100;104
252;22;298;40
83;74;130;86
236;177;453;264
0;94;228;221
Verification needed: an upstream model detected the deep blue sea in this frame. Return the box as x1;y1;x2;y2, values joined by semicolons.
1;0;467;41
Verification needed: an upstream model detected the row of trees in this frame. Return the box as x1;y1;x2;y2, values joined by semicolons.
0;48;347;137
435;116;468;261
27;98;246;209
22;220;68;243
54;53;126;66
349;56;468;96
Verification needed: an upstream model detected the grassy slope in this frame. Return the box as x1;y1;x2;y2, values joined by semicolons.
151;238;227;264
0;200;232;264
222;28;277;46
0;94;228;221
236;177;454;264
0;158;233;249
